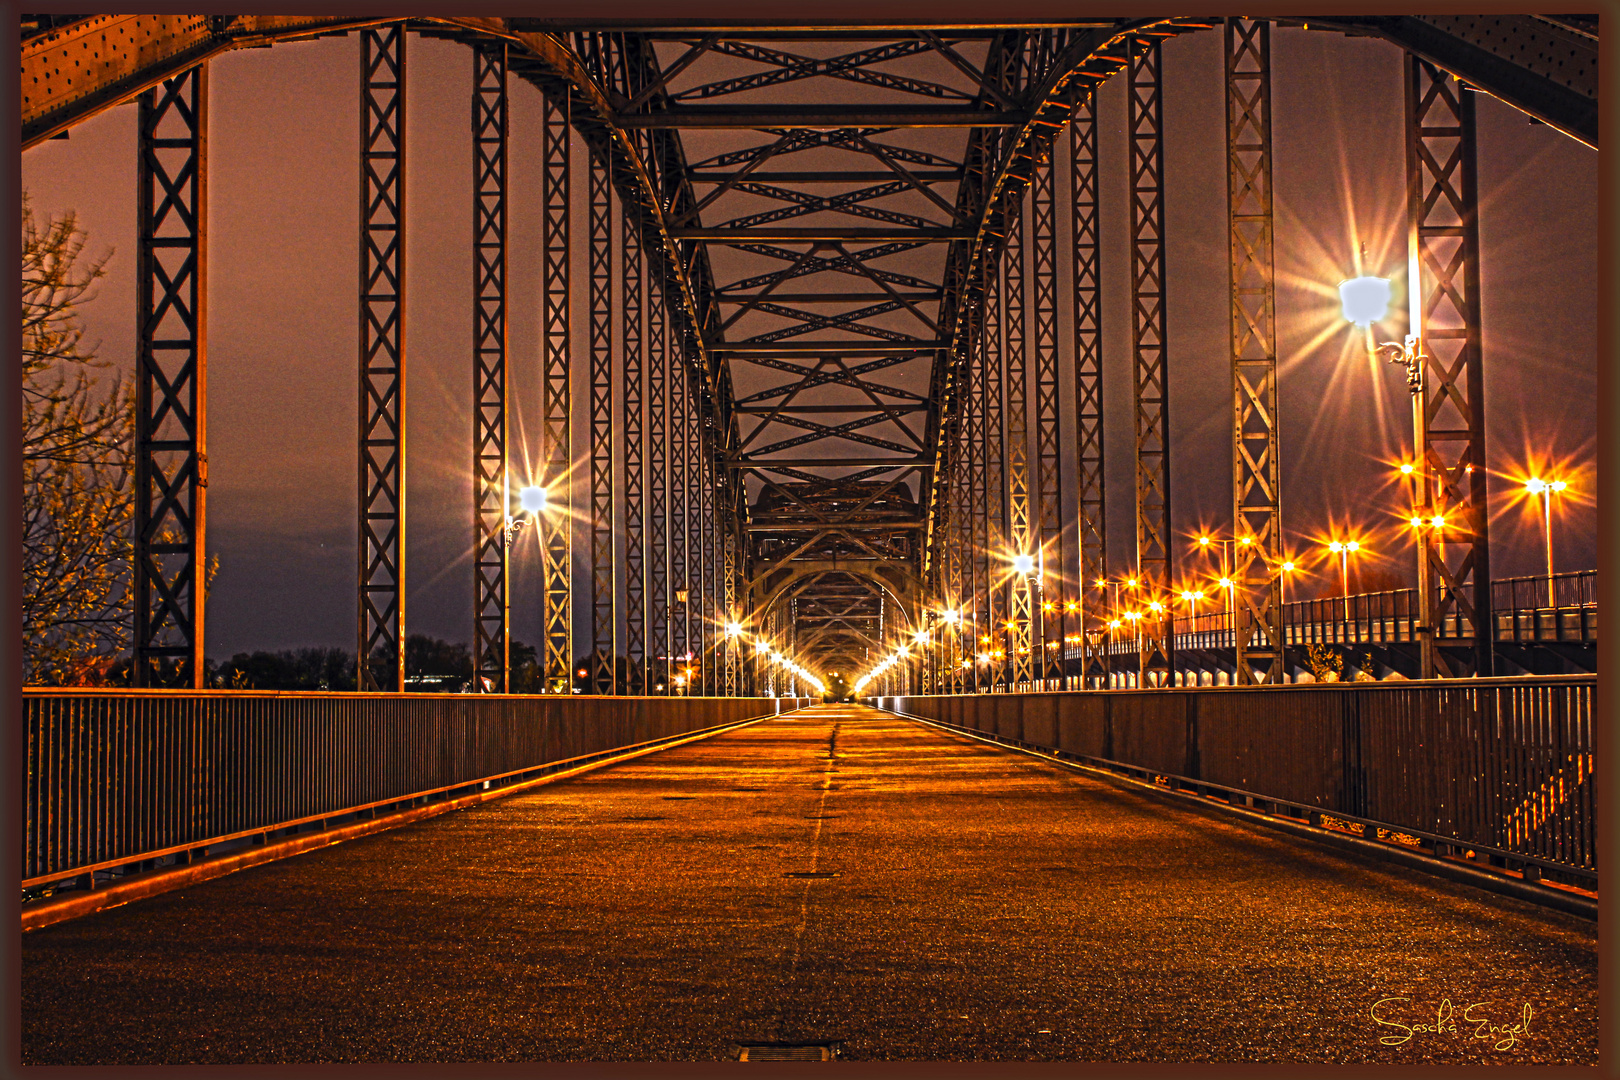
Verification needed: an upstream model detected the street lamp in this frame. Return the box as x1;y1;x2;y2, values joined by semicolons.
1327;540;1361;622
505;484;551;546
1179;590;1204;635
1524;477;1569;607
1340;255;1438;678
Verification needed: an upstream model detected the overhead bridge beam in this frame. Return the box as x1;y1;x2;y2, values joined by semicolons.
716;342;944;354
615;106;1029;128
672;228;972;242
690;171;964;183
1306;14;1597;148
716;292;942;304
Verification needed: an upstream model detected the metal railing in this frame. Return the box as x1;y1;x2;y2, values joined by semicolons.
23;691;815;897
877;677;1596;886
1136;569;1598;653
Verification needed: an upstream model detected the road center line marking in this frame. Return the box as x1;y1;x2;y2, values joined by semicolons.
788;720;840;975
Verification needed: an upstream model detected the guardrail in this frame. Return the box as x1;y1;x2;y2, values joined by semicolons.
23;691;815;899
874;678;1595;887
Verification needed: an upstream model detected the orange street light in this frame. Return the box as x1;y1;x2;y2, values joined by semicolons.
1326;539;1362;620
1524;476;1570;606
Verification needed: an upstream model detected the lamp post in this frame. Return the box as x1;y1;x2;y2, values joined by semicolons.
1524;478;1567;608
1327;539;1360;622
1340;260;1437;679
940;608;961;693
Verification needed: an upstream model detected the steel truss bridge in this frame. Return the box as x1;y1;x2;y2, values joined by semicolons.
21;13;1598;696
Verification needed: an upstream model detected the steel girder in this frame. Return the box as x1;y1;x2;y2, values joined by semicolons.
588;150;615;694
1004;190;1034;690
357;28;406;693
28;13;1575;688
1128;34;1173;686
669;304;692;684
472;43;509;694
133;64;207;688
25;17;1592;154
647;257;671;692
1225;19;1284;686
1069;94;1108;688
623;194;647;694
699;441;717;695
980;253;1007;689
1406;56;1492;679
1030;149;1063;688
539;86;572;692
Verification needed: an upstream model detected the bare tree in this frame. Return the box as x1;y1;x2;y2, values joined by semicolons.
20;193;133;684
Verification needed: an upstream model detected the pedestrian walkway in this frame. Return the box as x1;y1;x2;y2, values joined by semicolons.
21;704;1597;1064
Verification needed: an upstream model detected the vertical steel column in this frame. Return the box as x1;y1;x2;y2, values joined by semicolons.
981;254;1006;689
357;29;405;693
699;439;717;694
134;64;208;688
648;257;670;692
588;151;615;694
1405;56;1491;677
946;417;967;691
723;503;737;696
1031;150;1062;688
966;298;988;693
1226;18;1283;685
1004;193;1034;689
623;208;646;694
1128;35;1172;685
1070;93;1107;689
471;43;508;694
540;88;572;692
669;329;691;688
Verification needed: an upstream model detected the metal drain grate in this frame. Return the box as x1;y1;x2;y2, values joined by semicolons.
738;1043;835;1061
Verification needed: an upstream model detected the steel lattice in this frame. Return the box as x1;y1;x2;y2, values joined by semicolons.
357;29;406;693
1129;34;1173;684
472;43;508;694
1406;55;1492;677
647;256;671;692
134;64;208;688
1069;94;1107;688
1031;150;1063;687
589;150;616;694
1003;191;1034;689
540;86;572;692
623;199;647;694
1225;19;1284;685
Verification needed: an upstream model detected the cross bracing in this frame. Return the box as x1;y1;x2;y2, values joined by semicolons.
21;13;1596;690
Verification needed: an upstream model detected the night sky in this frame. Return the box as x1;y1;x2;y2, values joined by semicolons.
21;24;1598;660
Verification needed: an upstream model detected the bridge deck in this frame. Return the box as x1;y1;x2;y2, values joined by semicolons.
23;704;1596;1064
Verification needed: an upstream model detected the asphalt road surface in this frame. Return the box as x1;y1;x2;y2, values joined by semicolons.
21;704;1599;1064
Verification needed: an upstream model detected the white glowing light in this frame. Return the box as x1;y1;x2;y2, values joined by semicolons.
519;485;548;514
1338;274;1392;327
1012;553;1036;575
